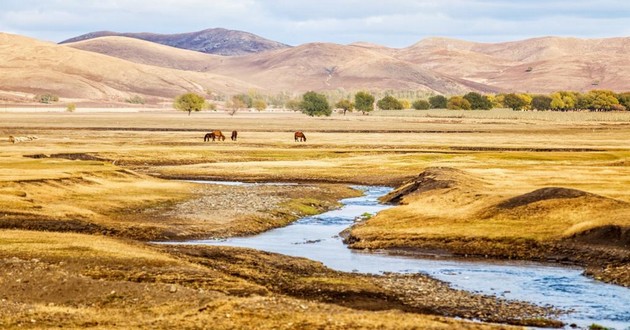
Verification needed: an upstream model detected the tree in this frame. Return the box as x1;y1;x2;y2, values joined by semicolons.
585;90;620;111
285;98;302;111
616;92;630;110
503;93;530;110
412;99;430;110
377;95;403;110
173;93;207;116
549;91;577;111
531;95;552;110
428;95;448;109
354;91;375;115
463;92;493;110
66;103;76;112
226;95;247;116
253;99;267;111
400;99;411;109
447;96;472;110
233;93;253;108
335;99;354;115
300;91;332;117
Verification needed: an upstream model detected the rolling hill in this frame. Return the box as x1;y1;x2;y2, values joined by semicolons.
59;28;291;56
0;33;259;102
2;30;629;104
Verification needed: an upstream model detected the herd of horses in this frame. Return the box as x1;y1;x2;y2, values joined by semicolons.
204;131;306;142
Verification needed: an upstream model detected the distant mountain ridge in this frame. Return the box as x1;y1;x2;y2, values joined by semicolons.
59;28;291;56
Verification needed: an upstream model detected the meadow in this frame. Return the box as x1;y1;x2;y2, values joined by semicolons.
0;108;628;327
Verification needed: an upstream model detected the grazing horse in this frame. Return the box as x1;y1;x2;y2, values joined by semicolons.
204;130;226;141
231;130;238;141
203;132;215;142
294;131;306;142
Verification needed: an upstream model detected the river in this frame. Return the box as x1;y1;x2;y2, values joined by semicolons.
177;183;630;330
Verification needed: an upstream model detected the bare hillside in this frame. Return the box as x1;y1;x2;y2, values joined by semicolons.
67;36;221;72
60;28;291;56
0;33;259;102
401;37;630;92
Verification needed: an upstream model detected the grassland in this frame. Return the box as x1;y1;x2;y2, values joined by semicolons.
0;109;629;327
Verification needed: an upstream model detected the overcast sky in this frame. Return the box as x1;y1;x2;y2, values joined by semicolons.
1;0;629;47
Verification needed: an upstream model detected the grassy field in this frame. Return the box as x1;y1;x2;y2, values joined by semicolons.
0;109;628;327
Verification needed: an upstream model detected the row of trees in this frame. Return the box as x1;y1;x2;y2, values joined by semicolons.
173;89;630;116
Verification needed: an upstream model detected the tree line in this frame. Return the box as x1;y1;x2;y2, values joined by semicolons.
173;89;630;116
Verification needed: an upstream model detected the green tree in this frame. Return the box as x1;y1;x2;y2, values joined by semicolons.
615;92;630;110
503;93;530;110
463;92;493;110
300;91;332;117
531;95;552;110
412;99;430;110
428;95;448;109
335;99;354;115
173;93;207;116
447;96;472;110
354;91;375;115
377;95;403;110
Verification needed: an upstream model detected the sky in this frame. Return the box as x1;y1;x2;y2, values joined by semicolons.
1;0;629;47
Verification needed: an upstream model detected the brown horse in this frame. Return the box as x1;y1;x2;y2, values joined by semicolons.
203;132;215;142
231;130;238;141
294;131;306;142
204;130;225;141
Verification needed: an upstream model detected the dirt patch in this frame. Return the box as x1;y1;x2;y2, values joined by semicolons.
379;167;485;204
568;225;630;247
23;153;110;162
496;187;590;209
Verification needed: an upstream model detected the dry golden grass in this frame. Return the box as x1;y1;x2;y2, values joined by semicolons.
1;110;626;325
0;230;516;329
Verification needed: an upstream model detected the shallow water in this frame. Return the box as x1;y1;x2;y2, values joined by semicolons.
176;184;630;330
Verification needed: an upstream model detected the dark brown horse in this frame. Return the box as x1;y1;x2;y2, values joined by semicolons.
231;130;238;141
294;131;306;142
204;130;225;141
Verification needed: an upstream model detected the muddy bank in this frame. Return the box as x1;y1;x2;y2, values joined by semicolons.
0;181;359;241
0;233;556;329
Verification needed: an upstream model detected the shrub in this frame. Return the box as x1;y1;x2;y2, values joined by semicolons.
447;96;472;110
412;100;430;110
429;95;448;109
125;95;145;104
66;103;76;112
34;93;59;104
377;95;403;110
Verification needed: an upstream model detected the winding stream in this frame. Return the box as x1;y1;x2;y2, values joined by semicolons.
178;183;630;330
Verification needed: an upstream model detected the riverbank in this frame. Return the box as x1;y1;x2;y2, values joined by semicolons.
346;167;630;287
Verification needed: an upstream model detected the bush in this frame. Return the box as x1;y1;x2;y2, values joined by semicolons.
34;93;59;104
429;95;448;109
66;103;76;112
377;95;403;110
447;96;472;110
125;95;145;104
412;100;430;110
